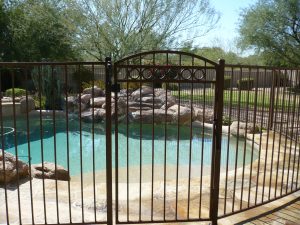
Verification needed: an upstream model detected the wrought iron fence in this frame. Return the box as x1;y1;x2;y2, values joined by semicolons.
0;51;299;225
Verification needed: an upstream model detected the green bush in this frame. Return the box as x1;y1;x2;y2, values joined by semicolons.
72;67;95;91
121;82;141;90
33;95;46;109
31;66;63;110
237;78;254;90
222;115;232;125
82;80;105;90
162;83;179;91
73;67;94;83
5;88;26;97
141;82;162;88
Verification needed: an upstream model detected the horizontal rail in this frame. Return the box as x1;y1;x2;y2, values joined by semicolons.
0;61;105;67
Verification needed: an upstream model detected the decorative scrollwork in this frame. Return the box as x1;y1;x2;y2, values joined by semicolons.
118;66;210;82
193;68;206;80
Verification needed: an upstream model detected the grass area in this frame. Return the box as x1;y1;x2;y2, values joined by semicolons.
172;88;299;110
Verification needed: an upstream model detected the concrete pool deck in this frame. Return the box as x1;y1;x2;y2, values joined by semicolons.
0;130;299;224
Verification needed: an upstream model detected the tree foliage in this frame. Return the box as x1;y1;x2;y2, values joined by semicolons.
1;0;78;61
67;0;220;60
0;0;12;61
238;0;300;66
191;47;264;65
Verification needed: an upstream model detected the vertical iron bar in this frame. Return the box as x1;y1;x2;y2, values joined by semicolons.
240;68;251;210
139;60;143;222
210;59;225;225
77;64;84;223
51;65;59;224
105;57;113;225
270;70;281;200
199;63;207;218
187;57;194;219
91;64;97;222
232;67;243;212
163;53;168;221
267;69;275;201
25;68;35;224
64;65;72;223
291;70;300;191
286;70;297;194
175;55;182;220
0;68;9;224
151;53;155;221
38;65;47;223
126;65;129;221
281;69;292;195
12;70;22;224
269;69;276;130
295;72;300;189
248;67;259;207
274;70;287;197
114;63;120;223
223;66;234;215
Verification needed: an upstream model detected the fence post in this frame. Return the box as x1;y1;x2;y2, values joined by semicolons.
210;59;225;225
105;57;113;225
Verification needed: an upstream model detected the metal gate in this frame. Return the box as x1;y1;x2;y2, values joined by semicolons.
107;51;225;224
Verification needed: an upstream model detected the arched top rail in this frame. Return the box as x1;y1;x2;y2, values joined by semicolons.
115;50;219;67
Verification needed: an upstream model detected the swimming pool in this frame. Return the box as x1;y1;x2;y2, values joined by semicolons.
0;114;257;175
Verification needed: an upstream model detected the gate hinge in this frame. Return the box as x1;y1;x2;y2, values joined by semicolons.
111;83;121;92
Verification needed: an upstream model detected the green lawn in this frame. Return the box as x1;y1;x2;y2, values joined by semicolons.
171;89;298;111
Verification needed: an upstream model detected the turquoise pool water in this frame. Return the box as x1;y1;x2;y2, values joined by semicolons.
1;115;257;175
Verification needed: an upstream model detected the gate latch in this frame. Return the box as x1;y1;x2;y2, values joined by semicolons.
111;83;121;92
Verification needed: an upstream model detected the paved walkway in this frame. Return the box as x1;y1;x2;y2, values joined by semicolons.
238;199;300;225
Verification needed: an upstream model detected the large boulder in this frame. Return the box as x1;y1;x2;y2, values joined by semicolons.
131;109;173;123
90;97;106;108
1;97;12;103
81;108;106;122
131;86;154;100
65;96;78;111
82;86;104;97
20;96;35;113
193;107;214;123
31;162;70;181
0;151;29;184
80;94;92;105
167;104;192;124
230;121;260;137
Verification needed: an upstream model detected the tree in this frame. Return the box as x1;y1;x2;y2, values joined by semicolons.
238;0;300;66
67;0;220;60
3;0;79;61
0;0;12;61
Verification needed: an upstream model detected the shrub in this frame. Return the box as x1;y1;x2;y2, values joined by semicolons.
33;95;46;109
31;66;63;110
121;82;141;90
5;88;26;97
73;67;94;84
162;83;179;91
237;78;254;90
222;115;232;126
82;80;105;90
